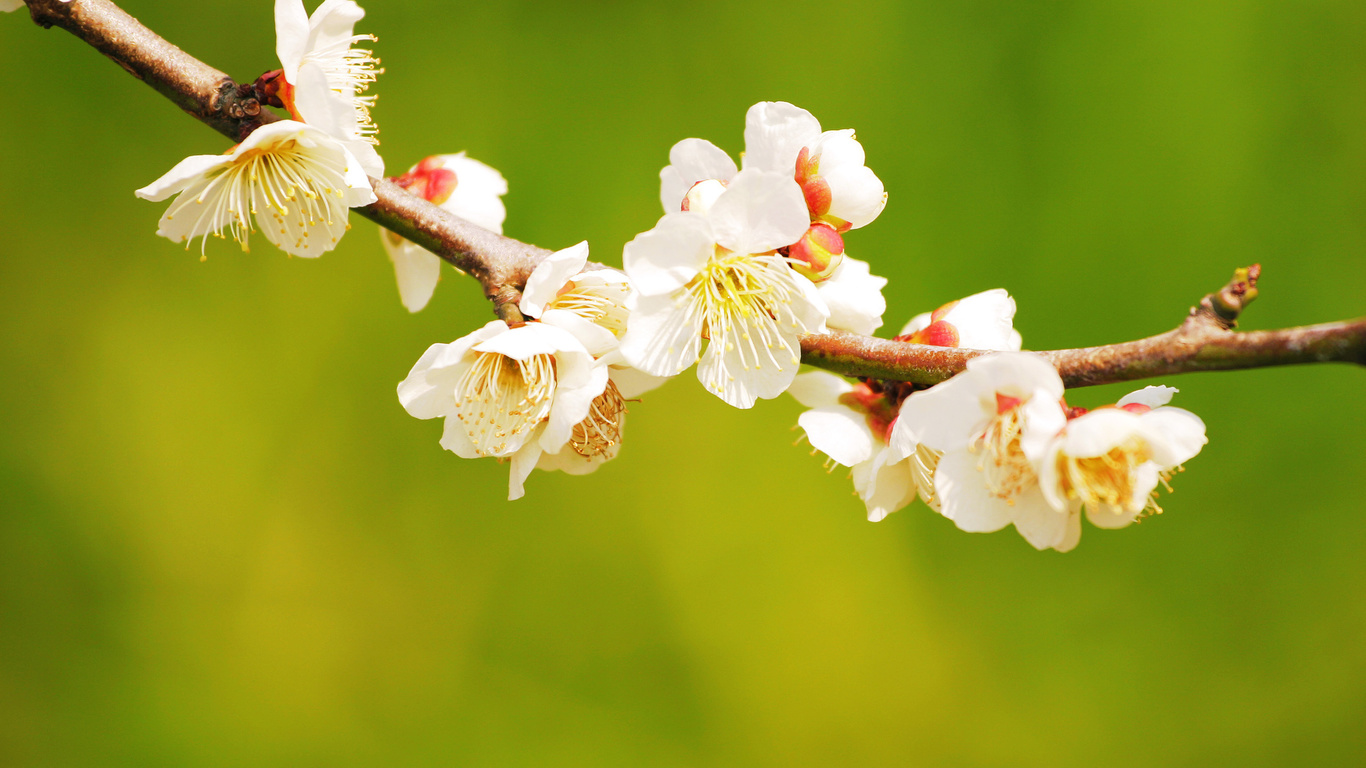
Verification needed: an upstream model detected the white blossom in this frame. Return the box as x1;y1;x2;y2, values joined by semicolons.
893;352;1074;551
381;153;508;312
621;169;828;408
1038;386;1207;537
743;101;887;231
899;288;1023;351
135;120;375;258
274;0;384;176
397;320;607;500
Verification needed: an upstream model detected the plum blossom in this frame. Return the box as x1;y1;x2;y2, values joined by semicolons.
892;352;1074;551
1038;386;1207;538
899;288;1023;351
397;320;607;500
794;289;1022;520
658;102;887;233
135;120;375;258
620;169;828;408
381;153;508;312
653;102;889;337
743;101;888;233
274;0;384;176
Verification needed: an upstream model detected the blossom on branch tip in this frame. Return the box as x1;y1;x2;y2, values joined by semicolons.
1038;386;1207;535
621;169;828;408
274;0;384;176
134;120;375;258
397;320;607;500
381;153;508;312
893;352;1073;551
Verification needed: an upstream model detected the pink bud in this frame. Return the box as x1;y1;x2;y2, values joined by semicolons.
786;222;845;282
392;156;459;206
794;146;832;217
902;319;960;347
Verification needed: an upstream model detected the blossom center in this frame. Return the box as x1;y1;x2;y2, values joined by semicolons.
302;34;383;143
570;380;625;458
165;137;349;255
968;401;1037;503
681;249;815;383
1056;437;1154;514
453;350;557;457
909;443;944;512
549;280;632;337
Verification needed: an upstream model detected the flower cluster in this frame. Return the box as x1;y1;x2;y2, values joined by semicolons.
792;291;1207;551
398;243;663;499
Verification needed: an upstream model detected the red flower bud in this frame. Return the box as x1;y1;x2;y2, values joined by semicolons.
787;222;845;282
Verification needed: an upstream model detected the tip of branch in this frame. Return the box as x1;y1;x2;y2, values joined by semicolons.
1200;264;1261;329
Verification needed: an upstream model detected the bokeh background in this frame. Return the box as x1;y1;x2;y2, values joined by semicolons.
3;0;1365;765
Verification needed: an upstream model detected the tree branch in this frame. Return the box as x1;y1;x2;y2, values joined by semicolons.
800;266;1366;387
22;0;1366;384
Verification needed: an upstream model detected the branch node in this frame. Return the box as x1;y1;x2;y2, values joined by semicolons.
1200;263;1261;330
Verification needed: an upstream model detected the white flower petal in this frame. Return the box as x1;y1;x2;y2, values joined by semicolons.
1118;385;1179;409
306;0;365;56
707;169;809;255
696;334;797;409
386;239;441;313
1085;502;1142;530
787;370;854;409
968;351;1065;404
135;154;233;202
900;311;933;337
521;242;591;317
622;212;713;296
823;163;887;230
274;0;310;78
943;289;1020;351
1019;386;1068;463
817;256;888;335
1059;409;1142;458
742;101;821;173
934;449;1013;532
540;309;619;358
1011;490;1074;551
892;377;987;456
1141;407;1207;467
860;450;918;522
1056;509;1083;552
439;153;508;232
438;408;482;459
507;439;543;501
799;406;877;467
542;357;608;452
660;138;737;212
619;291;705;377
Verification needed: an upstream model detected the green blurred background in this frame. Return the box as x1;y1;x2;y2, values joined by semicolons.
3;0;1365;765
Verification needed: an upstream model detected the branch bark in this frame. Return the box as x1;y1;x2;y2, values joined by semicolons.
22;0;1366;385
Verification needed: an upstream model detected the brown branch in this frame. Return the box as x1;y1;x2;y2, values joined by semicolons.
801;266;1366;387
21;0;1366;385
24;0;546;322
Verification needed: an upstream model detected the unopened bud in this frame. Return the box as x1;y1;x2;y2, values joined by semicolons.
682;179;727;214
392;156;458;205
900;319;959;347
787;222;845;282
